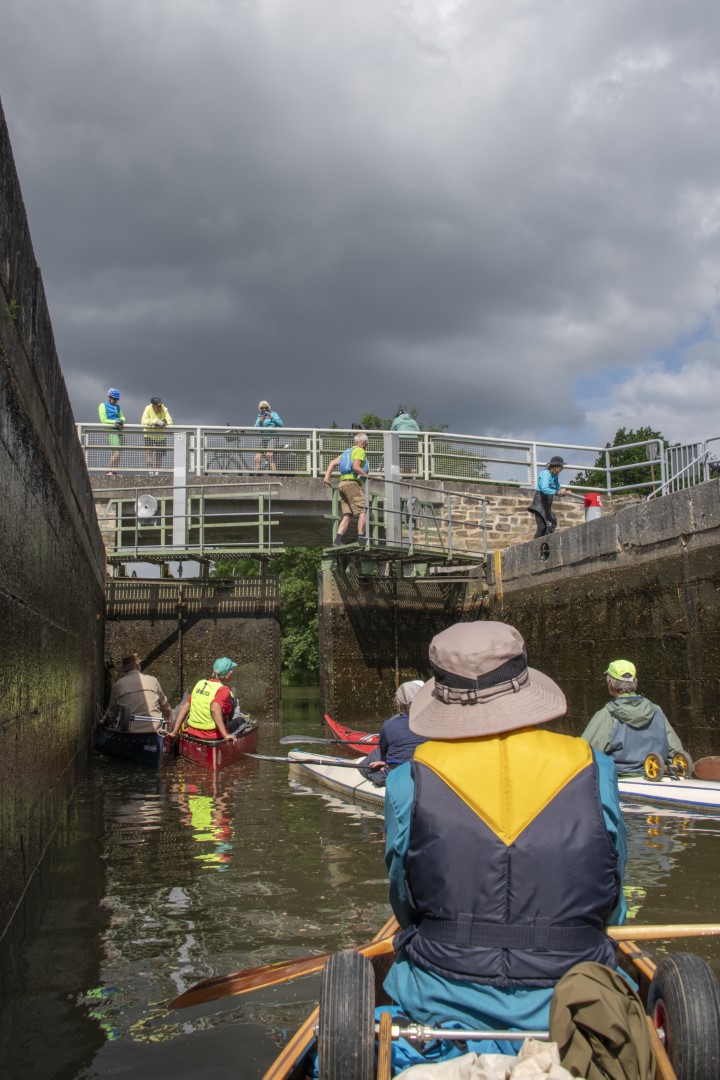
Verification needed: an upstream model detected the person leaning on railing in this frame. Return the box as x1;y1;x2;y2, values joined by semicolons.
98;388;125;475
141;396;173;474
528;455;572;538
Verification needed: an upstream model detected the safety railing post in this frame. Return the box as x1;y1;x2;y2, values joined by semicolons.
311;430;318;478
446;489;453;557
172;431;188;548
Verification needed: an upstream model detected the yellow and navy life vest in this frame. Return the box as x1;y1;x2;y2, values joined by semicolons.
402;729;620;988
187;678;235;732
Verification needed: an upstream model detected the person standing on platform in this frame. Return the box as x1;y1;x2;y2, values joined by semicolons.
581;659;687;774
99;388;125;475
323;431;370;546
382;620;626;1044
141;396;173;474
528;455;571;538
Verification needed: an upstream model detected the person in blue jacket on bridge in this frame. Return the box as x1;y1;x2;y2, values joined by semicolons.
528;455;571;538
98;388;125;474
254;399;283;471
381;619;626;1063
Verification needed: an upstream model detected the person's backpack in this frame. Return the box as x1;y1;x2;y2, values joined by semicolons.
339;447;354;474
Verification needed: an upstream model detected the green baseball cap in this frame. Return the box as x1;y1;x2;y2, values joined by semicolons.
213;657;237;676
605;659;636;681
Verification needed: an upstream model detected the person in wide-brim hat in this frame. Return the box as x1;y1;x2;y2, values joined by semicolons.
409;620;566;739
381;618;627;1048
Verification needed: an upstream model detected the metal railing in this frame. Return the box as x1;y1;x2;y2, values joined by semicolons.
647;436;720;499
328;476;489;559
78;423;679;493
96;482;283;557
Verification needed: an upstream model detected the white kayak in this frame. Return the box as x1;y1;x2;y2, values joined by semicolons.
617;772;720;810
288;750;384;807
287;750;720;814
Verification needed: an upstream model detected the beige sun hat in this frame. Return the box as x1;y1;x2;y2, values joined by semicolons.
409;621;566;739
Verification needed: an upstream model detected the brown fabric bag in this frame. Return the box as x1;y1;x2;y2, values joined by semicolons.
549;962;655;1080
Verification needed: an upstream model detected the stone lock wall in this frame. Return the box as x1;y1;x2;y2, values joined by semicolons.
0;100;106;936
491;481;720;758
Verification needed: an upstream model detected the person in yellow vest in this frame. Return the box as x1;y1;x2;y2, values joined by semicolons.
168;658;241;742
141;396;173;474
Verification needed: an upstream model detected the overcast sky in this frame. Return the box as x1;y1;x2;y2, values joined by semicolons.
2;0;720;448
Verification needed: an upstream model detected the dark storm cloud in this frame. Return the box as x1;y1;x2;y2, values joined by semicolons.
3;0;720;443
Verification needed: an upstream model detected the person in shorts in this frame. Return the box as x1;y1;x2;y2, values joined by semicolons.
98;388;125;474
141;396;173;474
323;431;369;545
253;400;283;471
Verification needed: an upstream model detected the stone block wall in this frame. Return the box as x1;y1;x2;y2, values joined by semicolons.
0;99;106;936
319;565;485;723
438;483;641;553
492;481;720;757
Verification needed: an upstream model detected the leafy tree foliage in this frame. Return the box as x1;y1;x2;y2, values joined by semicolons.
356;405;448;433
573;426;667;490
211;548;321;685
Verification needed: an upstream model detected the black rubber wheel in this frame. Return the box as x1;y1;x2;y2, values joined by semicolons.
647;952;720;1080
318;950;375;1080
671;751;693;778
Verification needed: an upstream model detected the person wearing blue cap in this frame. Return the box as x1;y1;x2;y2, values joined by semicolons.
99;388;125;474
168;657;243;742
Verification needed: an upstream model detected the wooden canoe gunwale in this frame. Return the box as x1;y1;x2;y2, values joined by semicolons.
263;938;677;1079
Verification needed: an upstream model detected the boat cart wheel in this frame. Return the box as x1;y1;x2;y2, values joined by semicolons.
647;952;720;1080
671;751;693;778
318;950;375;1080
644;753;666;781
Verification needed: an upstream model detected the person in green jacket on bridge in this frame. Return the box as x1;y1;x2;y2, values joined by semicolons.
390;408;420;475
581;659;686;775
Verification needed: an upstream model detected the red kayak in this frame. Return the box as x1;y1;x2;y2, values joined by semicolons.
323;713;379;753
179;719;259;771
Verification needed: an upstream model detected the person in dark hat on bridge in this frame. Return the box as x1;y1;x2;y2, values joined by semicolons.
381;620;627;1057
528;455;572;538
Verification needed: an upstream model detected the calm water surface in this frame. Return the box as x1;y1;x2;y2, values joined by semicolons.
1;686;719;1079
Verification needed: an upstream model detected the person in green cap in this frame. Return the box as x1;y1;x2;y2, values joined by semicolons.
168;657;244;742
581;660;686;774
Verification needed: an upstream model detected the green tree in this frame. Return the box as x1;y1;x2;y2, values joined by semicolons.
211;548;321;685
573;426;667;490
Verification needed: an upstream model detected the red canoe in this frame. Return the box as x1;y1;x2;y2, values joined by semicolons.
323;713;379;752
179;719;259;771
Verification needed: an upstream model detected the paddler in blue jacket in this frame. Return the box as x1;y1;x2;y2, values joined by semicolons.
382;620;626;1060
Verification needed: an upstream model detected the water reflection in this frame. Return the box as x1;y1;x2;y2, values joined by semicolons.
0;689;719;1080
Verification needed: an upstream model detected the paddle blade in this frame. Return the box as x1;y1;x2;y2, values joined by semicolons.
279;735;337;745
169;951;335;1009
170;916;399;1010
693;756;720;782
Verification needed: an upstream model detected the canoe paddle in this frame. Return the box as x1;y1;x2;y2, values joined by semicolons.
279;735;339;745
169;915;399;1010
247;752;372;769
169;922;720;1010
